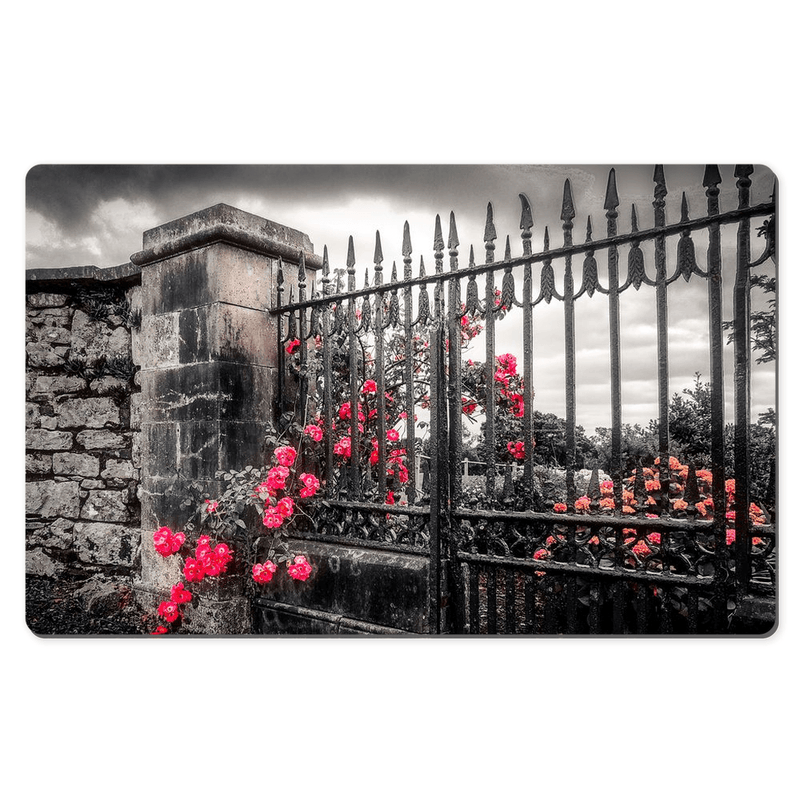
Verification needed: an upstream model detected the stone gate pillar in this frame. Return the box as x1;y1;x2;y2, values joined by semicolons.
130;203;321;633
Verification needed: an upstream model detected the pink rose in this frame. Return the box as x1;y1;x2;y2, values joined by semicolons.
274;446;297;467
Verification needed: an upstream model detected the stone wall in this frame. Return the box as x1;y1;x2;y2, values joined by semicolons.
25;271;142;585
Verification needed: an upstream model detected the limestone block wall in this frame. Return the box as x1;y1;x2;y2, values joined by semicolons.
25;271;142;581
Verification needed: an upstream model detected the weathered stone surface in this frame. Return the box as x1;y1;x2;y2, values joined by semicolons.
76;429;127;449
40;416;58;430
26;402;38;427
27;293;69;308
108;325;131;358
177;303;277;367
261;538;430;634
81;490;131;522
56;397;119;428
26;341;68;368
26;480;80;518
101;459;135;480
26;549;65;578
27;429;72;450
89;376;128;395
37;325;72;345
28;518;74;549
74;575;134;615
27;306;72;330
26;453;52;474
73;523;138;566
130;391;142;429
32;375;87;397
131;431;142;467
70;309;131;366
53;452;100;477
139;313;179;369
81;479;105;489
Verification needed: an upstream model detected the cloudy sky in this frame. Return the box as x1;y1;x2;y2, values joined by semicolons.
26;163;776;433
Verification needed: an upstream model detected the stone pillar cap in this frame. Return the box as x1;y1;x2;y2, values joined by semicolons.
131;203;322;269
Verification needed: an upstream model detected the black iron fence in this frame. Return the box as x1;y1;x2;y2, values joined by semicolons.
272;165;776;634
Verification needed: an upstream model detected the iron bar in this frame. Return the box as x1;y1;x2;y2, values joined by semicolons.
428;214;448;634
605;170;624;568
520;194;535;499
321;249;335;489
346;237;361;499
374;232;388;503
484;206;497;502
457;550;717;587
704;165;730;628
653;166;671;514
733;165;754;593
563;180;577;509
401;224;416;505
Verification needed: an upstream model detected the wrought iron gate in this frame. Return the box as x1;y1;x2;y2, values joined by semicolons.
273;165;776;634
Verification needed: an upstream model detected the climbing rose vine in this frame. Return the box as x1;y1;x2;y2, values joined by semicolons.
147;430;324;634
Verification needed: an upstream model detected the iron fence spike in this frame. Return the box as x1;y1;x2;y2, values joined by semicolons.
433;214;444;251
561;179;576;221
469;244;475;267
680;192;690;223
585;215;593;242
519;193;533;231
374;230;384;266
484;202;497;242
504;235;511;261
653;165;667;201
402;221;412;257
631;204;639;232
346;236;356;270
702;164;722;188
734;164;754;178
604;168;619;210
448;211;459;251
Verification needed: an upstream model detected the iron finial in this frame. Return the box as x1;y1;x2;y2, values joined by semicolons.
484;202;497;243
433;214;444;253
653;165;667;201
519;193;533;232
543;226;550;251
631;204;639;233
680;192;690;223
734;164;754;179
702;165;722;188
374;230;384;267
402;221;412;258
585;215;593;243
503;235;511;261
469;244;476;268
604;168;619;211
448;211;459;251
346;236;356;270
561;179;576;222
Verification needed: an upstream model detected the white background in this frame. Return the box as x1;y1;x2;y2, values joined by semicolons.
4;3;795;799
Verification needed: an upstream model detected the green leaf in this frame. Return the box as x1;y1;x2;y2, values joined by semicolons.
236;518;247;529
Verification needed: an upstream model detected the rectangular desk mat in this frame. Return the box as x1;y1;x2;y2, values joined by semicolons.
25;164;777;636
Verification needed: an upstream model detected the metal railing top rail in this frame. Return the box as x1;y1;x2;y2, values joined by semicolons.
271;200;774;314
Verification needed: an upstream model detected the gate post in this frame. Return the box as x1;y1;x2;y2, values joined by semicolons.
131;203;320;633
